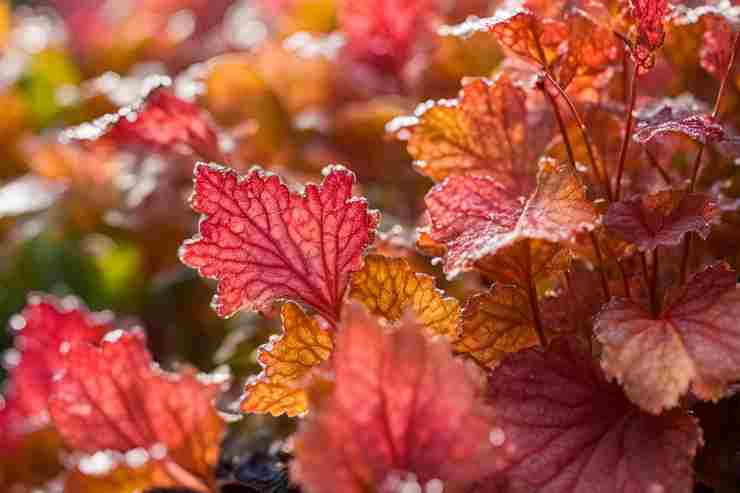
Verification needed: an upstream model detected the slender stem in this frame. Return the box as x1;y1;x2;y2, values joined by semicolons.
589;231;611;300
614;64;639;200
525;240;547;348
640;251;652;308
678;32;740;284
712;32;740;120
644;147;672;185
543;71;611;201
543;84;577;172
617;259;631;299
162;459;212;493
650;248;660;317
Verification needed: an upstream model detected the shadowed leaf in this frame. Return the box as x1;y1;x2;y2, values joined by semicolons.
487;338;702;493
595;262;740;413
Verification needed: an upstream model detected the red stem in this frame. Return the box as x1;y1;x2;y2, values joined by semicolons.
614;64;639;200
641;252;652;308
589;231;611;300
525;240;547;348
543;72;611;201
650;248;660;317
679;32;740;284
543;86;577;172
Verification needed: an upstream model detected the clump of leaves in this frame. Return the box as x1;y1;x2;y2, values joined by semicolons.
5;0;740;492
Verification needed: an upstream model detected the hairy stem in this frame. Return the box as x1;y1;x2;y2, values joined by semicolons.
641;252;652;309
614;63;639;200
543;86;577;172
617;259;631;299
525;240;547;347
589;231;611;300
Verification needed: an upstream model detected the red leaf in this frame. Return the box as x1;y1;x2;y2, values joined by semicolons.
487;338;702;493
339;0;437;73
49;329;227;485
425;158;596;280
630;0;670;68
605;190;719;251
634;95;728;145
595;261;740;413
3;294;111;424
440;8;568;68
291;304;506;493
63;78;224;162
388;74;552;190
179;164;379;321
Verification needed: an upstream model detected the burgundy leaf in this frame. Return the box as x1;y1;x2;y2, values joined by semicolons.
180;164;379;321
487;338;702;493
605;190;719;251
630;0;670;68
634;95;726;145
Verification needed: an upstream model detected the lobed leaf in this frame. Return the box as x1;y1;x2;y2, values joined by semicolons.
63;78;223;162
241;302;333;417
440;8;568;68
388;73;552;190
605;190;719;251
634;94;726;145
49;329;227;488
487;338;702;493
179;164;379;322
630;0;670;69
595;261;740;413
339;0;437;73
455;285;541;368
4;294;111;422
291;304;505;493
555;10;620;87
425;158;596;282
350;254;461;340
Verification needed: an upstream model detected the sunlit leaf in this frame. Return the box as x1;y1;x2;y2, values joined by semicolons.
388;73;552;190
350;254;461;340
179;163;379;321
241;302;333;417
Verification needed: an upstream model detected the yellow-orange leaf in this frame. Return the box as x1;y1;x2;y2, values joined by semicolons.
350;254;461;340
241;302;333;417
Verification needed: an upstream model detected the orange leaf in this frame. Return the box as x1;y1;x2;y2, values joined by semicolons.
388;73;553;190
350;254;461;340
241;302;333;417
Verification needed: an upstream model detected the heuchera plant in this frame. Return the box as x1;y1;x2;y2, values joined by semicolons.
4;0;740;492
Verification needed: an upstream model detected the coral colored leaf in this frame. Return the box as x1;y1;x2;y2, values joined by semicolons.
241;302;333;417
388;73;552;189
605;190;719;251
350;254;461;340
49;329;227;487
630;0;670;68
487;338;702;493
179;163;379;321
63;78;224;162
455;285;541;368
4;294;111;422
440;8;568;68
338;0;437;73
425;158;596;280
556;10;619;86
291;304;505;493
595;261;740;413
